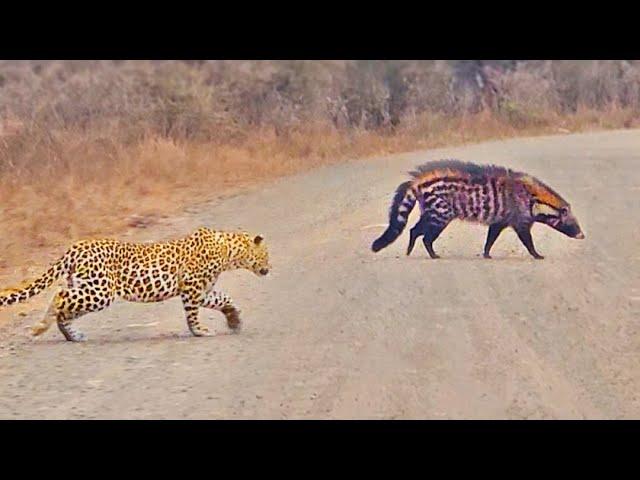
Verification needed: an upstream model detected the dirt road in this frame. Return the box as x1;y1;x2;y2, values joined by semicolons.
1;130;639;419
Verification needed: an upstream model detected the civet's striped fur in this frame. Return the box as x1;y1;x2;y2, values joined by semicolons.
371;160;584;259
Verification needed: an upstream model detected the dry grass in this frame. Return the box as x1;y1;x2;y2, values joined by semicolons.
1;60;640;283
2;108;638;281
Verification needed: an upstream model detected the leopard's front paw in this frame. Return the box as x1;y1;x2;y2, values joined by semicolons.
222;306;242;332
189;324;214;337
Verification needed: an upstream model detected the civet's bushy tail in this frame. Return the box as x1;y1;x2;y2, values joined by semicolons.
0;256;67;307
371;180;417;252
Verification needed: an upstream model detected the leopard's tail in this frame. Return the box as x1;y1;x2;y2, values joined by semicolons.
0;255;68;307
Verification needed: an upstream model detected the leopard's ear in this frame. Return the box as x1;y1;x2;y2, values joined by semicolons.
254;235;264;245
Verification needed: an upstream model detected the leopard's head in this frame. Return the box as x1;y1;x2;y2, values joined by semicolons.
241;234;271;276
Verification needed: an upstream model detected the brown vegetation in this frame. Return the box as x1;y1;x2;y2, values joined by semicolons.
1;60;639;279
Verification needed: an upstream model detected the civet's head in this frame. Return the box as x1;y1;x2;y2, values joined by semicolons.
522;175;585;239
531;201;584;239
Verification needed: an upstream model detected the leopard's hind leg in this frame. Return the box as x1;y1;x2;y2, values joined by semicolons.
55;286;115;342
30;292;63;338
32;272;115;342
31;267;79;338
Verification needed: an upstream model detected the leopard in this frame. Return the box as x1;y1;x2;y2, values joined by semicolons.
0;227;271;342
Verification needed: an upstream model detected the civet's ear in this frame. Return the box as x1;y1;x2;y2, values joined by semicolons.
254;235;264;245
531;202;560;218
